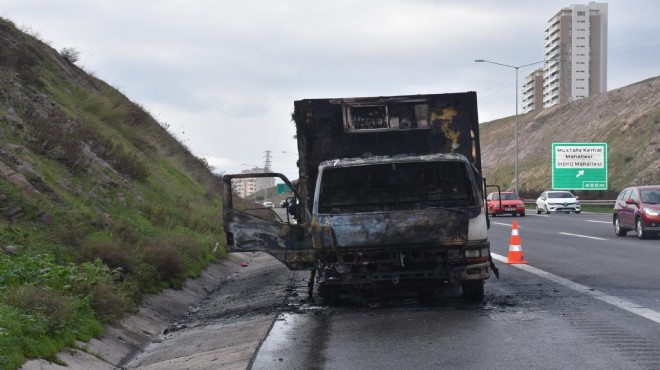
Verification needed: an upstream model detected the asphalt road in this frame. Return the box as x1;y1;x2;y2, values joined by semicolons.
487;211;660;312
252;211;660;370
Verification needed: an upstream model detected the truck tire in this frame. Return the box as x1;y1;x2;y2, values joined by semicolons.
462;280;484;303
417;290;436;304
319;283;340;305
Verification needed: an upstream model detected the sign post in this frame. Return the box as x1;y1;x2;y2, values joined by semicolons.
552;143;608;190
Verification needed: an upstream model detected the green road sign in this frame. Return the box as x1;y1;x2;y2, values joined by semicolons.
552;143;607;190
277;183;293;194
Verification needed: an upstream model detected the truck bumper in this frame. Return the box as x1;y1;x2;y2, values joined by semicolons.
323;261;490;286
452;261;490;281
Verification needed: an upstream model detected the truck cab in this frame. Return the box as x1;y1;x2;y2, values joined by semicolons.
223;93;493;303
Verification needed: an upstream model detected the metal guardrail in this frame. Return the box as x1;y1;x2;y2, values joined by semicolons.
578;200;616;205
523;199;615;206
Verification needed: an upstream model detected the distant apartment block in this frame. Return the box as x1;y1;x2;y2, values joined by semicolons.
541;2;608;109
232;167;274;199
521;68;544;114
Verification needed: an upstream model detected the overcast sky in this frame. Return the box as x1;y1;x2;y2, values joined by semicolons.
2;1;659;180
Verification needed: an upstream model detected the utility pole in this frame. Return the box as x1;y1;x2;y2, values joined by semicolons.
263;150;272;171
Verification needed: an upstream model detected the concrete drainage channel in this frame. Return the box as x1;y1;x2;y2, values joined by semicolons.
21;253;293;370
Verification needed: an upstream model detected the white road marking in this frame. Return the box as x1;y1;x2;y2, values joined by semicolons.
559;232;606;240
586;220;611;224
491;253;660;325
493;222;513;227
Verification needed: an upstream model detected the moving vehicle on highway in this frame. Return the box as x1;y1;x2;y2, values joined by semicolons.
486;191;525;217
262;201;274;209
536;191;580;214
613;185;660;239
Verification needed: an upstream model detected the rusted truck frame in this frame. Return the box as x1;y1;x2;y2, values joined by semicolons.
223;92;495;303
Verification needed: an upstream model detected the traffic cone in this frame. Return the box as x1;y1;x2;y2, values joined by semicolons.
505;219;528;264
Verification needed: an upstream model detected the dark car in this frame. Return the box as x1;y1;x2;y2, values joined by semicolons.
613;185;660;239
486;192;525;217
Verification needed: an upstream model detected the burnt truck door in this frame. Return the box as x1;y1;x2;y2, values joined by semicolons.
222;173;333;270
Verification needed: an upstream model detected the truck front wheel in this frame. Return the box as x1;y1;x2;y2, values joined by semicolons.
319;283;340;305
462;280;484;303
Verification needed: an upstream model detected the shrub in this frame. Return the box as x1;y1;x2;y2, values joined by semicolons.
140;238;185;286
3;285;74;333
126;103;151;127
55;219;90;249
0;253;134;323
79;240;133;275
77;278;138;323
23;108;89;171
105;141;150;181
59;47;80;64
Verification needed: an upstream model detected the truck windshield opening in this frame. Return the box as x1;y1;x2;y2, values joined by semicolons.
318;161;476;214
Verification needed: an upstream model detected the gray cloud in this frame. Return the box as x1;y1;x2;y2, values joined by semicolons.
2;0;659;180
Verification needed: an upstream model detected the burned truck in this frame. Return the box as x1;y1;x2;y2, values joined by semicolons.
222;92;495;303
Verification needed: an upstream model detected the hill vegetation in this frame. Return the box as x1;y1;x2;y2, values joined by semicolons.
480;75;660;199
0;17;225;368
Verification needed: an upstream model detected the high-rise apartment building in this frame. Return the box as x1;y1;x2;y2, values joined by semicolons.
521;68;544;114
542;2;608;109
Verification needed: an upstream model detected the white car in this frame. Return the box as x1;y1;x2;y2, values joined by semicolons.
262;201;274;209
536;191;580;214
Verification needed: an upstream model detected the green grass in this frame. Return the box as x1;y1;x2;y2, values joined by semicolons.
0;16;225;368
0;254;112;368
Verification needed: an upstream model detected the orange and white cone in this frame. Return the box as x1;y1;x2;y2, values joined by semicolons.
505;219;528;264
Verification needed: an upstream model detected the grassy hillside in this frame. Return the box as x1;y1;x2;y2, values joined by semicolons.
480;76;660;199
0;17;225;368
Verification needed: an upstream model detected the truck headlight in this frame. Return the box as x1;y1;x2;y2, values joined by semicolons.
468;210;488;240
465;249;480;258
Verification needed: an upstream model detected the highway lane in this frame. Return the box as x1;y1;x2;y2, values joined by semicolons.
251;211;660;369
487;211;660;312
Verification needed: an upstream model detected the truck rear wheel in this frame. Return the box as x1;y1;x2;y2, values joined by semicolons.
417;290;436;304
462;280;484;303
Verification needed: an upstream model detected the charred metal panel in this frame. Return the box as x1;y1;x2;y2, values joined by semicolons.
293;93;480;214
224;209;317;270
316;207;469;249
343;101;431;132
222;173;325;270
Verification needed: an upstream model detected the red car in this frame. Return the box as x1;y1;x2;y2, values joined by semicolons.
486;192;525;217
613;185;660;239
